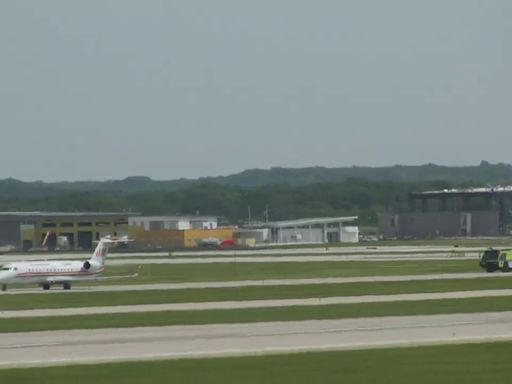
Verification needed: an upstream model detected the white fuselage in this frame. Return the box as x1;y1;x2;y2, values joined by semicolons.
0;260;103;286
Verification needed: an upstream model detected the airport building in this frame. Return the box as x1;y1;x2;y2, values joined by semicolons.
129;215;218;230
129;215;233;249
238;216;359;245
379;186;512;238
0;212;131;250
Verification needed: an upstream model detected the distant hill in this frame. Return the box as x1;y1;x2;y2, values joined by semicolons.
1;161;512;197
209;162;512;187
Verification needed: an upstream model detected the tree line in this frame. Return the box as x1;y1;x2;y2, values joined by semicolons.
0;179;455;225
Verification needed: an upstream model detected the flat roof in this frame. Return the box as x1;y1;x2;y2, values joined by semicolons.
0;212;133;219
130;215;217;221
411;186;512;198
245;216;358;229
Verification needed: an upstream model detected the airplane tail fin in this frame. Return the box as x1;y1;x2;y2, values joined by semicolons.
90;237;111;266
90;235;133;266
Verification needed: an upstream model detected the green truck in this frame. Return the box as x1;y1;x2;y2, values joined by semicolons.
479;248;512;272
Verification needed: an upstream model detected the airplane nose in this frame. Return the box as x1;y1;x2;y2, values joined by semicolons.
0;271;12;282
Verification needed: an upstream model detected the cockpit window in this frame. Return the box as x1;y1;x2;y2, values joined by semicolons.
0;266;11;271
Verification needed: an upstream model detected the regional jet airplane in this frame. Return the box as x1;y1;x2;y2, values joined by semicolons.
0;235;128;291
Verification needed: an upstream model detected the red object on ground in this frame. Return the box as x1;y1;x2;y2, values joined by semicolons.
219;239;235;248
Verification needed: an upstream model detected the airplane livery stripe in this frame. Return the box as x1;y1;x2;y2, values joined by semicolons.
16;269;104;277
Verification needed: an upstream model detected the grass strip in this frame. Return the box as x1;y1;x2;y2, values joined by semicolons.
2;341;511;383
96;259;481;285
2;295;512;333
2;277;512;310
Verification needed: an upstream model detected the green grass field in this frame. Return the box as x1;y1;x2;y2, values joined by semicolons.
3;295;512;333
94;259;481;285
1;341;511;383
2;277;512;311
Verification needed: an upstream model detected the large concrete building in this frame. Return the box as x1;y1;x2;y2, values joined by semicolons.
0;212;131;250
379;186;512;239
238;216;359;245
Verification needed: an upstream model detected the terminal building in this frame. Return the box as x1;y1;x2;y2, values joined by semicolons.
237;216;359;246
0;212;131;250
379;186;512;239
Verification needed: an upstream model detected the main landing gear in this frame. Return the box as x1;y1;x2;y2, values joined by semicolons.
1;284;6;292
41;283;71;290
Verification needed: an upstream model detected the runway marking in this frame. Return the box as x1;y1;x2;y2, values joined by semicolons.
246;320;485;337
0;343;61;350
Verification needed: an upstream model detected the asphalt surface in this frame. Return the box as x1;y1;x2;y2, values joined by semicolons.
2;271;510;295
0;254;478;265
0;245;484;262
3;289;512;318
104;254;477;265
171;245;487;256
2;311;512;368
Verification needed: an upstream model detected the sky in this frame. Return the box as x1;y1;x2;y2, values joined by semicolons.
1;0;511;182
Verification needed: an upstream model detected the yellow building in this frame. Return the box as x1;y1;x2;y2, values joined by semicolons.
129;225;235;249
0;212;130;250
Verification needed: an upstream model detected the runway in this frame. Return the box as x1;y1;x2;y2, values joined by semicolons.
0;254;477;265
171;245;489;256
2;311;512;368
103;254;477;265
2;271;509;295
2;289;512;318
0;249;481;263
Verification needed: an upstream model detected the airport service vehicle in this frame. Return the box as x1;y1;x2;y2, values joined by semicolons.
0;235;130;291
479;248;512;272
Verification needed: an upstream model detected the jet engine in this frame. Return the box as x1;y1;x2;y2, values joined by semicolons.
83;261;91;270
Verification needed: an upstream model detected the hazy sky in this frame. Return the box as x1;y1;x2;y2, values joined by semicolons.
1;1;511;181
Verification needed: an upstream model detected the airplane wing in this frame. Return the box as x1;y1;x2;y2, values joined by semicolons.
45;275;80;283
93;265;141;280
91;272;139;280
45;272;139;283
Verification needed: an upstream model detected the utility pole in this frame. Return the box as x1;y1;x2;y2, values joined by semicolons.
248;205;252;224
264;205;269;223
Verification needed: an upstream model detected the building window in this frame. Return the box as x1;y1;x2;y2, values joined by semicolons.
42;223;57;228
149;221;164;230
78;222;92;227
60;222;74;227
